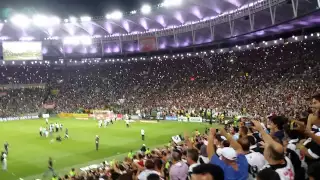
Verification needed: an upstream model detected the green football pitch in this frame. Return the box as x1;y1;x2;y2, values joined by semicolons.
0;118;214;180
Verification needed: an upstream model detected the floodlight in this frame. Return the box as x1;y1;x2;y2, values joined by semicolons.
69;16;77;23
50;16;61;25
81;16;91;22
111;11;123;20
106;14;111;19
19;36;34;41
63;37;79;45
64;19;69;23
32;15;49;27
80;36;92;45
162;0;182;7
141;4;152;15
130;10;137;14
10;14;31;28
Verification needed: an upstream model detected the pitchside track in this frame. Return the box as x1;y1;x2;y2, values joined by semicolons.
0;118;216;180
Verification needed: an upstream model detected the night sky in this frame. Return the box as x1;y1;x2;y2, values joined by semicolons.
0;0;162;18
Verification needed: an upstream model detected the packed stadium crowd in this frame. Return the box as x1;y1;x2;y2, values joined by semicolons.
1;38;320;180
1;40;320;117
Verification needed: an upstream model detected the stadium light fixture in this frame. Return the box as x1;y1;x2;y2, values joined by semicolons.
141;4;152;15
50;16;61;25
108;11;123;20
161;0;182;7
10;14;31;28
80;36;92;45
69;16;77;23
63;36;92;45
105;14;111;19
19;36;34;41
80;16;91;22
32;15;49;27
130;10;137;14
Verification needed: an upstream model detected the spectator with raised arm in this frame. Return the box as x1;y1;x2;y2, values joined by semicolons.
207;128;248;180
252;120;295;180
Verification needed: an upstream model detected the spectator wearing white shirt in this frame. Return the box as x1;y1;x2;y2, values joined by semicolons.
186;148;200;178
137;159;159;180
238;136;267;180
252;120;295;180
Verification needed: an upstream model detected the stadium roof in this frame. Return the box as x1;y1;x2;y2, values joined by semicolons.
0;0;319;58
0;0;262;37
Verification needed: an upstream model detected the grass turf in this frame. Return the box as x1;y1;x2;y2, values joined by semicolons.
0;118;213;180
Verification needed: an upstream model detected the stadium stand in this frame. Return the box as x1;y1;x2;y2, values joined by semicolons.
1;39;319;118
1;38;320;180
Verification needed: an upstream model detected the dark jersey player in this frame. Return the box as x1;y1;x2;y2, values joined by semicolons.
64;128;69;139
43;157;56;178
95;135;100;151
4;142;8;155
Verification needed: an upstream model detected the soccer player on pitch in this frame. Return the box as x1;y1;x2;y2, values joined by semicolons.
126;119;130;128
1;151;7;171
98;120;103;128
95;135;100;151
55;123;59;132
4;142;9;155
43;157;56;178
141;129;145;141
64;128;69;139
104;119;108;127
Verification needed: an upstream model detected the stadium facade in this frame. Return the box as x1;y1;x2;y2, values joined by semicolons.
0;0;319;60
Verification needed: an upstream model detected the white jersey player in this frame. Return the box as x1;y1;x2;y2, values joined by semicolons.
44;128;49;137
55;123;59;132
124;114;129;120
45;118;49;124
98;120;103;128
104;119;108;127
141;129;145;141
49;126;53;137
2;153;7;171
40;126;43;136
